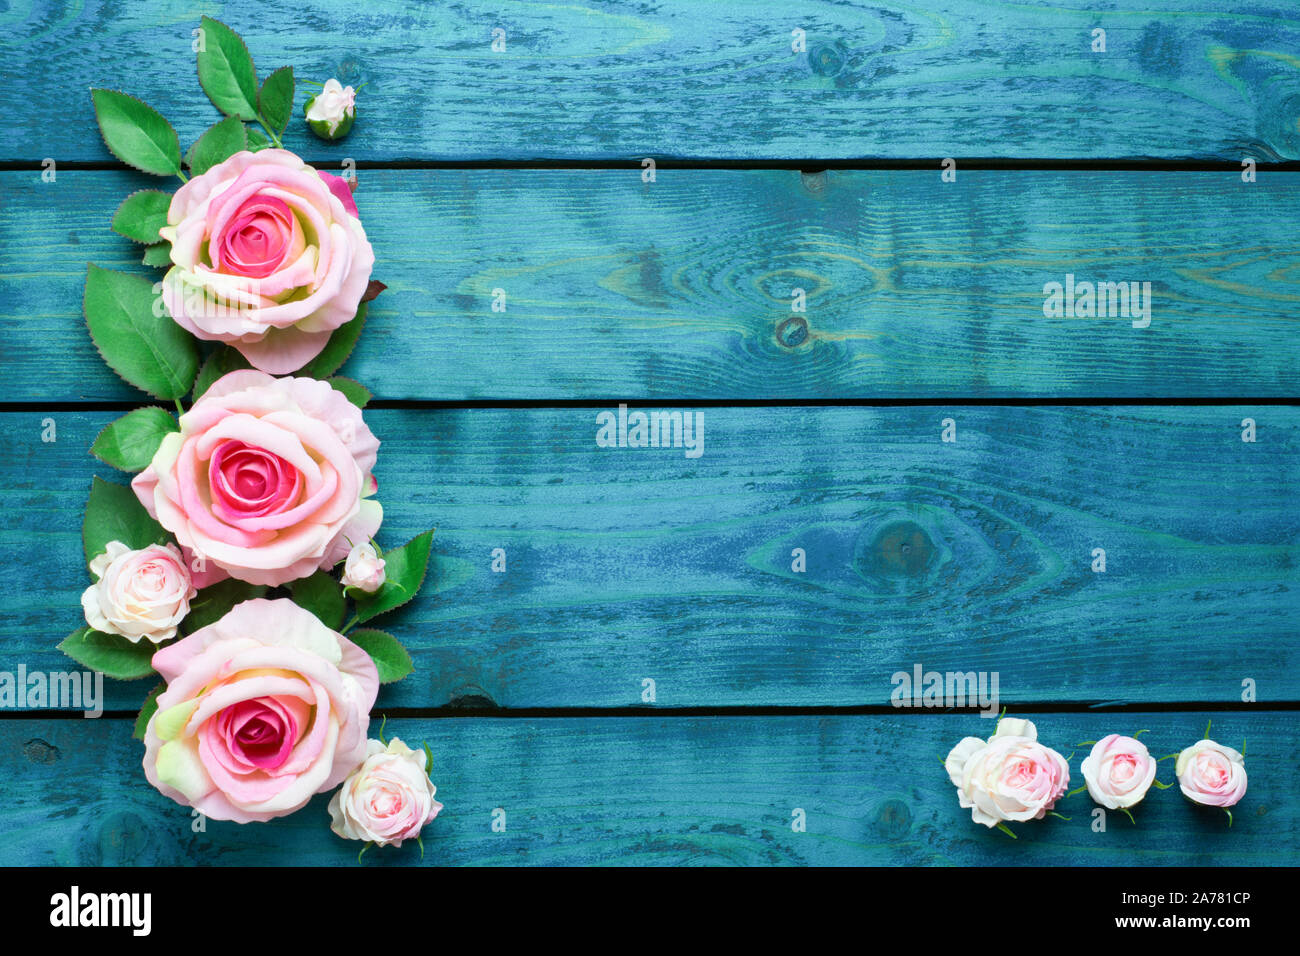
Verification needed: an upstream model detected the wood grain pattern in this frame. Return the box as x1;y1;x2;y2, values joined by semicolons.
3;170;1299;402
3;1;1300;162
2;713;1292;866
7;407;1296;711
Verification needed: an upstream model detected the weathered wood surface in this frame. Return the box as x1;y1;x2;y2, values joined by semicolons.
3;170;1299;402
3;1;1300;162
7;407;1296;711
2;713;1292;866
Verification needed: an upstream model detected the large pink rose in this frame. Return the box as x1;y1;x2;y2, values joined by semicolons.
132;369;381;587
945;718;1070;827
143;599;379;823
158;148;374;374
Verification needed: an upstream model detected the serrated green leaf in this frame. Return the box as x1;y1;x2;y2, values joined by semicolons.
296;303;366;377
196;15;259;120
189;115;247;176
82;476;169;565
192;346;253;401
59;626;158;681
259;66;294;134
327;376;371;409
90;406;178;472
133;683;165;740
246;127;272;152
142;242;173;267
347;629;414;684
84;264;198;400
289;570;346;630
111;190;172;244
90;89;182;176
353;530;434;625
182;578;267;634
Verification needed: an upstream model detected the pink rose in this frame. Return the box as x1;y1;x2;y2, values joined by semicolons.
328;737;442;847
945;718;1070;827
1176;739;1247;808
132;369;381;587
81;541;196;643
142;598;378;823
158;149;374;374
1081;734;1157;809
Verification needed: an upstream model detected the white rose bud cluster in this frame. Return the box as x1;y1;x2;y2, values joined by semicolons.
329;737;443;848
80;541;196;643
341;541;386;593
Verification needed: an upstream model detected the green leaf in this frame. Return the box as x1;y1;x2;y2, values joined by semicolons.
353;530;434;625
296;303;366;377
196;15;259;120
84;264;199;400
259;66;295;134
90;406;178;472
59;627;157;681
142;242;173;267
327;376;371;409
82;476;169;565
189;115;247;176
348;629;414;684
246;127;272;152
90;89;182;176
192;346;252;401
133;683;165;740
182;578;267;634
289;571;345;630
111;190;172;244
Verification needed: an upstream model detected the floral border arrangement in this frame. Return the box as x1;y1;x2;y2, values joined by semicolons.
64;17;440;854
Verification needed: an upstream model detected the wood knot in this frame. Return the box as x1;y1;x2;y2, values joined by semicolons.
22;738;60;764
775;315;809;348
853;519;938;589
448;684;498;709
808;42;846;77
872;799;912;840
334;58;366;87
800;170;828;194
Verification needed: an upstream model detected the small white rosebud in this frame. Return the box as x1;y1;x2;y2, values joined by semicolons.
341;541;385;593
304;78;356;140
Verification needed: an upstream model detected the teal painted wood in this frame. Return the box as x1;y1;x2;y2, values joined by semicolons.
3;1;1300;162
3;170;1299;402
1;713;1292;866
6;407;1296;711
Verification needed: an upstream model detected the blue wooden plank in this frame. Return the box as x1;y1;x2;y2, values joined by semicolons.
2;1;1299;162
0;713;1291;866
5;407;1296;711
3;170;1299;402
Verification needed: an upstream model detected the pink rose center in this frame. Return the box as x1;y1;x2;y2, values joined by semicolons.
133;562;170;595
1110;754;1137;784
1195;754;1229;789
1004;759;1036;788
208;440;303;521
216;196;296;279
215;697;301;771
369;788;402;819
